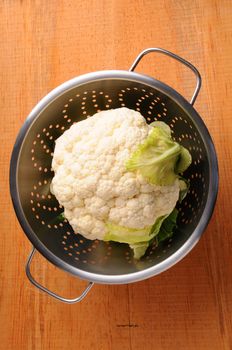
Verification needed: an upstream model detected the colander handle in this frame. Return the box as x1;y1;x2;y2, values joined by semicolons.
26;247;94;304
129;47;201;105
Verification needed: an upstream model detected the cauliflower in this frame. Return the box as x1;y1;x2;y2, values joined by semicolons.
51;107;191;258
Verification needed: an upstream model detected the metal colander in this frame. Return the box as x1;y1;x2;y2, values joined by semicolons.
10;48;218;303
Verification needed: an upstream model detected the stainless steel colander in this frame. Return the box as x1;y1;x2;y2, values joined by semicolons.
10;48;218;303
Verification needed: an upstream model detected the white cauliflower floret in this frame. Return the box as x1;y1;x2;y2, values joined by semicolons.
51;107;180;241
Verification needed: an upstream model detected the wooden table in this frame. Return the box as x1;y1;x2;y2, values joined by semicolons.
1;1;231;349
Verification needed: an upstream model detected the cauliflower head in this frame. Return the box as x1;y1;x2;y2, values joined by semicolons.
51;107;190;258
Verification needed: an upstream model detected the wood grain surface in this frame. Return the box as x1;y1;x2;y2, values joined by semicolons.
0;1;231;349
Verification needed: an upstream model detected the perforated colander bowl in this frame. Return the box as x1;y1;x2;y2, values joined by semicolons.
10;48;218;303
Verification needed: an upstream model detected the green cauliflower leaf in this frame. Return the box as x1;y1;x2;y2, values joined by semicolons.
126;121;191;186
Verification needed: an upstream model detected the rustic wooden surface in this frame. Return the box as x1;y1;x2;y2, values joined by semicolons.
0;1;231;349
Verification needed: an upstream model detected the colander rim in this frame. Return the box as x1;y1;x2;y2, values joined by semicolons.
10;70;219;284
